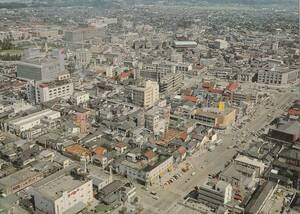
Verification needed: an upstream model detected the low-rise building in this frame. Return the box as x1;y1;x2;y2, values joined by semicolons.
116;154;173;186
97;180;136;205
30;167;93;214
192;107;236;129
257;66;299;86
173;40;197;49
88;166;113;191
7;109;61;134
0;167;43;195
268;120;300;144
230;91;258;106
244;181;277;214
234;154;266;176
71;91;90;105
219;162;257;189
196;180;232;210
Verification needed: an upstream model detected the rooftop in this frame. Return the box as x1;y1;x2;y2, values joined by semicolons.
0;167;42;188
174;41;197;46
279;147;300;161
34;175;87;200
275;121;300;135
65;144;92;157
245;181;276;214
38;79;72;89
9;109;59;125
192;107;235;117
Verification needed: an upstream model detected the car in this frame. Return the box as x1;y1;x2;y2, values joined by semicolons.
152;195;159;200
150;191;157;196
141;186;149;191
191;172;196;176
113;204;121;209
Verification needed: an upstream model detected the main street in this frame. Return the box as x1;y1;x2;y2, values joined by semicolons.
137;89;297;214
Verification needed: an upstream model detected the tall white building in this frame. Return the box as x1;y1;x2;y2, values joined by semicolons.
27;79;74;104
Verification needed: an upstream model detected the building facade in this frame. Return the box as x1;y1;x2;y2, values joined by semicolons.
17;49;65;82
257;67;299;85
129;80;159;108
34;80;74;103
7;109;61;133
192;108;236;129
31;171;93;214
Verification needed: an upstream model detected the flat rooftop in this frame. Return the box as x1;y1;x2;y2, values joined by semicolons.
19;56;60;66
275;121;300;135
34;175;85;200
192;107;235;117
174;41;197;46
9;109;59;126
39;79;72;89
0;167;41;188
32;165;85;200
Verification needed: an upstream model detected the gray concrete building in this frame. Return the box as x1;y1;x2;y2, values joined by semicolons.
17;49;65;82
257;66;299;86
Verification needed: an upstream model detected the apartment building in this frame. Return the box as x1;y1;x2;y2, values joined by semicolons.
139;62;185;95
129;80;159;108
257;66;299;86
34;80;74;103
